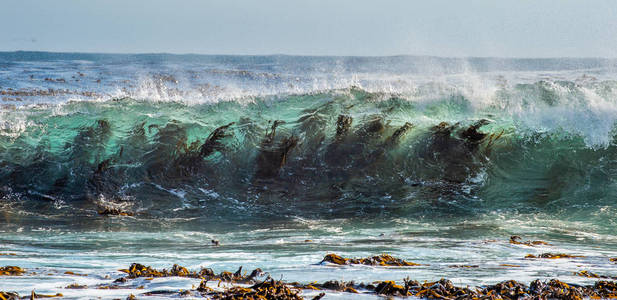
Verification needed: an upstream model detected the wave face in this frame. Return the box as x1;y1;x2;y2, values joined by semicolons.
1;52;617;230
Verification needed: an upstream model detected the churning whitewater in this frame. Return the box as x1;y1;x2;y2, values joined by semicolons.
1;52;617;299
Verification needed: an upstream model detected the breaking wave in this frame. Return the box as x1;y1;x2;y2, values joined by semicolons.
2;79;617;226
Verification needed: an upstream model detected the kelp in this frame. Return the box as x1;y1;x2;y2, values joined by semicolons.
298;277;609;300
0;291;64;300
8;262;617;300
97;207;134;216
118;263;262;284
0;292;19;300
525;253;583;259
0;266;25;276
294;280;359;294
509;235;550;246
28;291;63;299
120;263;206;279
321;253;421;266
574;270;616;279
205;278;303;300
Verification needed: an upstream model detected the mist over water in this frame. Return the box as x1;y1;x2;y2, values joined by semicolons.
2;52;617;298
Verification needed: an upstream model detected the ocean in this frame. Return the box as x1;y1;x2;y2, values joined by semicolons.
1;51;617;299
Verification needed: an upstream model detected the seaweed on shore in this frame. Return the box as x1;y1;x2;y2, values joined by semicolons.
0;292;20;300
204;278;303;300
321;253;421;266
295;277;613;299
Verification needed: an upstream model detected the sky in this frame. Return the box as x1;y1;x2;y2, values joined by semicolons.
1;0;617;58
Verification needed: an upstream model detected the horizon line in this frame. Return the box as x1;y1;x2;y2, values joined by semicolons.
1;49;616;61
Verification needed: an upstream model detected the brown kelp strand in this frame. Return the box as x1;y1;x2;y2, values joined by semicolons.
509;235;550;246
0;266;25;276
525;253;584;259
321;253;422;266
28;291;63;299
574;270;617;279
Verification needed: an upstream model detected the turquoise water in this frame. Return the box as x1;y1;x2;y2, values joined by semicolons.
1;52;617;299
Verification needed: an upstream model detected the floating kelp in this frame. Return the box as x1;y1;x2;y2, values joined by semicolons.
119;263;262;284
509;235;550;246
97;207;134;216
121;263;197;278
335;115;352;140
384;122;414;146
294;280;359;294
0;266;25;276
574;270;616;279
448;264;479;268
525;253;583;259
199;122;235;158
321;254;421;266
28;291;63;299
65;283;88;289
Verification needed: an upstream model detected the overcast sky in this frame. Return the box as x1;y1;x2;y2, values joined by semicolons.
2;0;617;57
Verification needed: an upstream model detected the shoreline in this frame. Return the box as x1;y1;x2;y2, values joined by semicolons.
2;252;617;299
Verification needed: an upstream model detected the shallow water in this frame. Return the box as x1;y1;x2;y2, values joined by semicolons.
1;52;617;299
